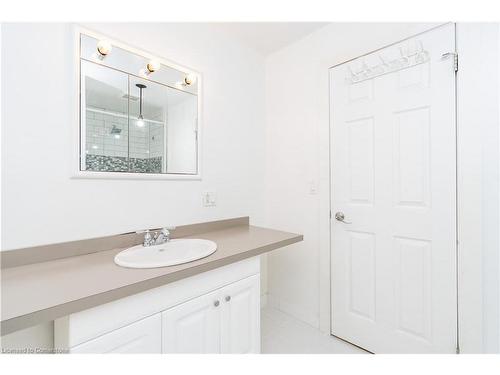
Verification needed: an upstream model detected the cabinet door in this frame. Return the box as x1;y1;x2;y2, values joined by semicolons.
220;274;260;353
70;314;161;353
162;289;221;353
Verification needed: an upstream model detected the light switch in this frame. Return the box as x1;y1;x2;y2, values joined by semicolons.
309;180;318;195
202;191;217;207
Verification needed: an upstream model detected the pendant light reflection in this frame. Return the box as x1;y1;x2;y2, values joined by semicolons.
137;116;145;128
136;83;147;128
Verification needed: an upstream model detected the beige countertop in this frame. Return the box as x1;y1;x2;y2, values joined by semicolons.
1;224;302;335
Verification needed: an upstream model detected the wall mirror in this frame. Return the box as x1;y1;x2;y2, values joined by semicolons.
78;31;200;177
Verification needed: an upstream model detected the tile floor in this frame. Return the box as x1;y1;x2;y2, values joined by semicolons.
261;306;368;354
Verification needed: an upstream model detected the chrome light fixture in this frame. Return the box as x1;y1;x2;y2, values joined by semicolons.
184;73;197;86
147;60;161;73
96;40;112;59
140;60;161;77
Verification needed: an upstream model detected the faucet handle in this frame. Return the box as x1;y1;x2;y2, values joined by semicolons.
142;229;154;247
161;226;176;236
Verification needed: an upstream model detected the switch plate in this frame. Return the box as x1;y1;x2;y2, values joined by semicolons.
202;191;217;207
309;180;318;195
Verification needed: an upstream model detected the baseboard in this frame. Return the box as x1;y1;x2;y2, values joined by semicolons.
266;293;319;328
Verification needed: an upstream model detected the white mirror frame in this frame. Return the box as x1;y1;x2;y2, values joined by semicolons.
71;25;202;180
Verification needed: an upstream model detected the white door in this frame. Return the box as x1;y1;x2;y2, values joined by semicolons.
70;314;161;353
220;274;260;353
330;24;457;353
162;289;221;353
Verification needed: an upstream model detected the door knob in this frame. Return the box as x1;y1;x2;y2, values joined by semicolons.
214;300;220;307
335;212;352;224
225;295;231;302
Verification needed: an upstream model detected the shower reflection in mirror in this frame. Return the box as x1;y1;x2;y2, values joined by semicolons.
79;32;199;176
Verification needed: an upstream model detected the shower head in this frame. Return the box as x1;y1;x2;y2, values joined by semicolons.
110;125;122;134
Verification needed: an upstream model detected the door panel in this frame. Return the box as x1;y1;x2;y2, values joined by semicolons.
220;275;260;353
393;107;430;207
70;314;161;353
395;237;432;341
330;24;457;353
162;290;221;353
348;117;375;204
348;231;376;321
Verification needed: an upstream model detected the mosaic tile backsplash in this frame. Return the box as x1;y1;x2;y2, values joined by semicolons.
86;155;163;173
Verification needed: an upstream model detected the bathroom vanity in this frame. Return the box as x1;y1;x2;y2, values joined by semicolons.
55;257;260;353
1;217;302;354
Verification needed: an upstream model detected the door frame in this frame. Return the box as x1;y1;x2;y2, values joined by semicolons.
320;22;496;353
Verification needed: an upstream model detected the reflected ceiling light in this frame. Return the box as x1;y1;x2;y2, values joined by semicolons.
136;83;147;127
147;60;161;73
96;40;112;58
184;73;197;86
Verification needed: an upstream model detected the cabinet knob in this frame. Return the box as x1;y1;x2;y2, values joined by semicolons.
213;300;220;307
225;296;231;302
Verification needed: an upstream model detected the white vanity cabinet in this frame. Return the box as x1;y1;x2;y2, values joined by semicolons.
71;314;162;353
163;274;260;353
220;274;260;353
55;257;260;354
162;288;222;353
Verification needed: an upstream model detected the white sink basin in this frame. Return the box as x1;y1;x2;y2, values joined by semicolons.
114;239;217;269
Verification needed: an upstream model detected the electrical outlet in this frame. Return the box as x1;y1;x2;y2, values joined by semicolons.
202;191;217;207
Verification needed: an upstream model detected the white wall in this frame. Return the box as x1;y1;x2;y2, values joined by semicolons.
1;23;266;250
456;23;500;353
1;22;266;348
263;22;500;353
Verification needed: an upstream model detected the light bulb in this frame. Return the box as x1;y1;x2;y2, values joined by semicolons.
97;40;112;56
147;60;161;73
114;134;121;139
137;118;145;127
184;73;197;86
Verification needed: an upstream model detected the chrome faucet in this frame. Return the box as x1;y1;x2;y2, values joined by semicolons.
140;227;176;247
153;227;174;245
